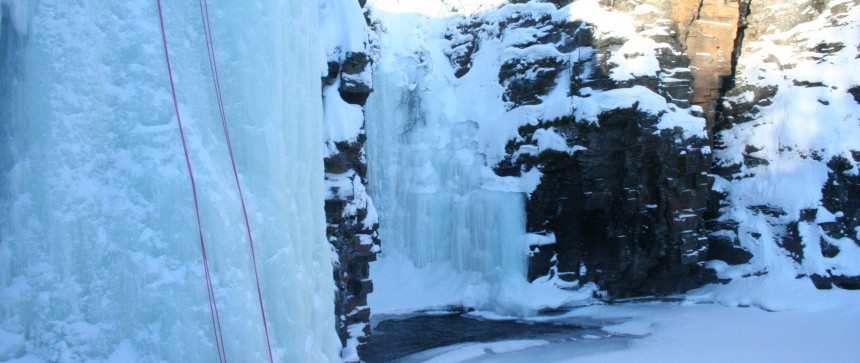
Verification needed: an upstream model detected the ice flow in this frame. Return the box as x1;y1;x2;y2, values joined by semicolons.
0;1;341;361
365;48;532;314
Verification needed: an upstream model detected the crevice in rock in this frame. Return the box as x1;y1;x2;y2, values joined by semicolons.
684;0;705;45
728;0;751;92
711;0;752;135
713;0;751;134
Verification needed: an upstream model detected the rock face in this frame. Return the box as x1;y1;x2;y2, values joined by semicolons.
432;0;859;297
320;2;381;359
818;154;860;288
323;132;379;354
505;110;714;296
343;3;859;354
711;0;860;290
668;0;743;127
439;0;718;296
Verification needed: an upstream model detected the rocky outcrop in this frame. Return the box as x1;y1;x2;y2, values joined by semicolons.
339;51;374;105
323;132;380;355
321;2;380;359
435;0;859;297
711;0;860;289
443;0;719;296
501;109;714;296
815;153;860;288
499;55;565;108
351;2;858;339
668;0;743;127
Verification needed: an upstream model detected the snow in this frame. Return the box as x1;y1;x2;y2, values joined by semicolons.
518;167;543;196
323;78;365;154
319;0;368;59
527;232;557;246
395;293;860;362
340;323;368;363
565;0;663;81
365;0;707;318
370;252;598;316
531;128;588;155
713;0;860;285
369;252;492;314
400;339;550;363
555;299;860;363
575;86;707;138
371;0;507;16
0;1;341;361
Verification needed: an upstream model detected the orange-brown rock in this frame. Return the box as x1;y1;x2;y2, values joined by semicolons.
669;0;741;131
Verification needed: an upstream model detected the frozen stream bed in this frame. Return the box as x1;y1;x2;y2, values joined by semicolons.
359;311;621;362
360;293;860;363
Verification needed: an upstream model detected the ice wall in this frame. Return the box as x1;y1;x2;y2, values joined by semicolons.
364;0;710;313
366;54;531;314
364;5;553;315
0;1;340;361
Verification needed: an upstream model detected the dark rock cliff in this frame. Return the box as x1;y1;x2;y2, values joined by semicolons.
321;3;381;358
343;7;858;359
324;55;380;358
446;0;718;296
437;0;859;296
504;110;714;296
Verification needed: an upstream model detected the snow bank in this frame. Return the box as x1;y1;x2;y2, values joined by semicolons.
400;296;860;362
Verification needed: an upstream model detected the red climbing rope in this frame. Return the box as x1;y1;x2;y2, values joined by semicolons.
197;1;276;362
156;1;227;362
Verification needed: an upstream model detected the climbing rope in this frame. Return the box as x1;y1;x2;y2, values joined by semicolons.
196;0;276;361
158;1;276;361
156;1;227;362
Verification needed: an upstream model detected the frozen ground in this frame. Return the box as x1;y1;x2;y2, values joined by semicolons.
368;267;860;362
373;289;860;363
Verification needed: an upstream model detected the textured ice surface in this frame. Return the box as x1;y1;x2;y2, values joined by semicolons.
365;55;533;314
0;1;340;361
364;0;605;316
364;10;533;314
400;296;860;362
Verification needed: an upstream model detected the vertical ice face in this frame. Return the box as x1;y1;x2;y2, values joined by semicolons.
364;0;616;315
0;1;340;362
364;18;532;314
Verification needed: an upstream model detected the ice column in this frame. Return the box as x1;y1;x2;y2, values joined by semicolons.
0;1;340;361
366;50;528;312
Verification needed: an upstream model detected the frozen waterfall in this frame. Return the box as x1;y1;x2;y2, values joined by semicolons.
366;51;531;315
364;0;596;316
0;1;340;361
364;13;542;316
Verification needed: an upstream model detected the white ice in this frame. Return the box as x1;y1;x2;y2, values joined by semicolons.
364;0;707;317
0;1;340;361
397;289;860;362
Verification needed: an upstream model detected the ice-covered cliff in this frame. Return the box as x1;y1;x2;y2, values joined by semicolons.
360;0;860;319
705;0;860;303
1;1;341;361
1;0;858;361
362;0;714;314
